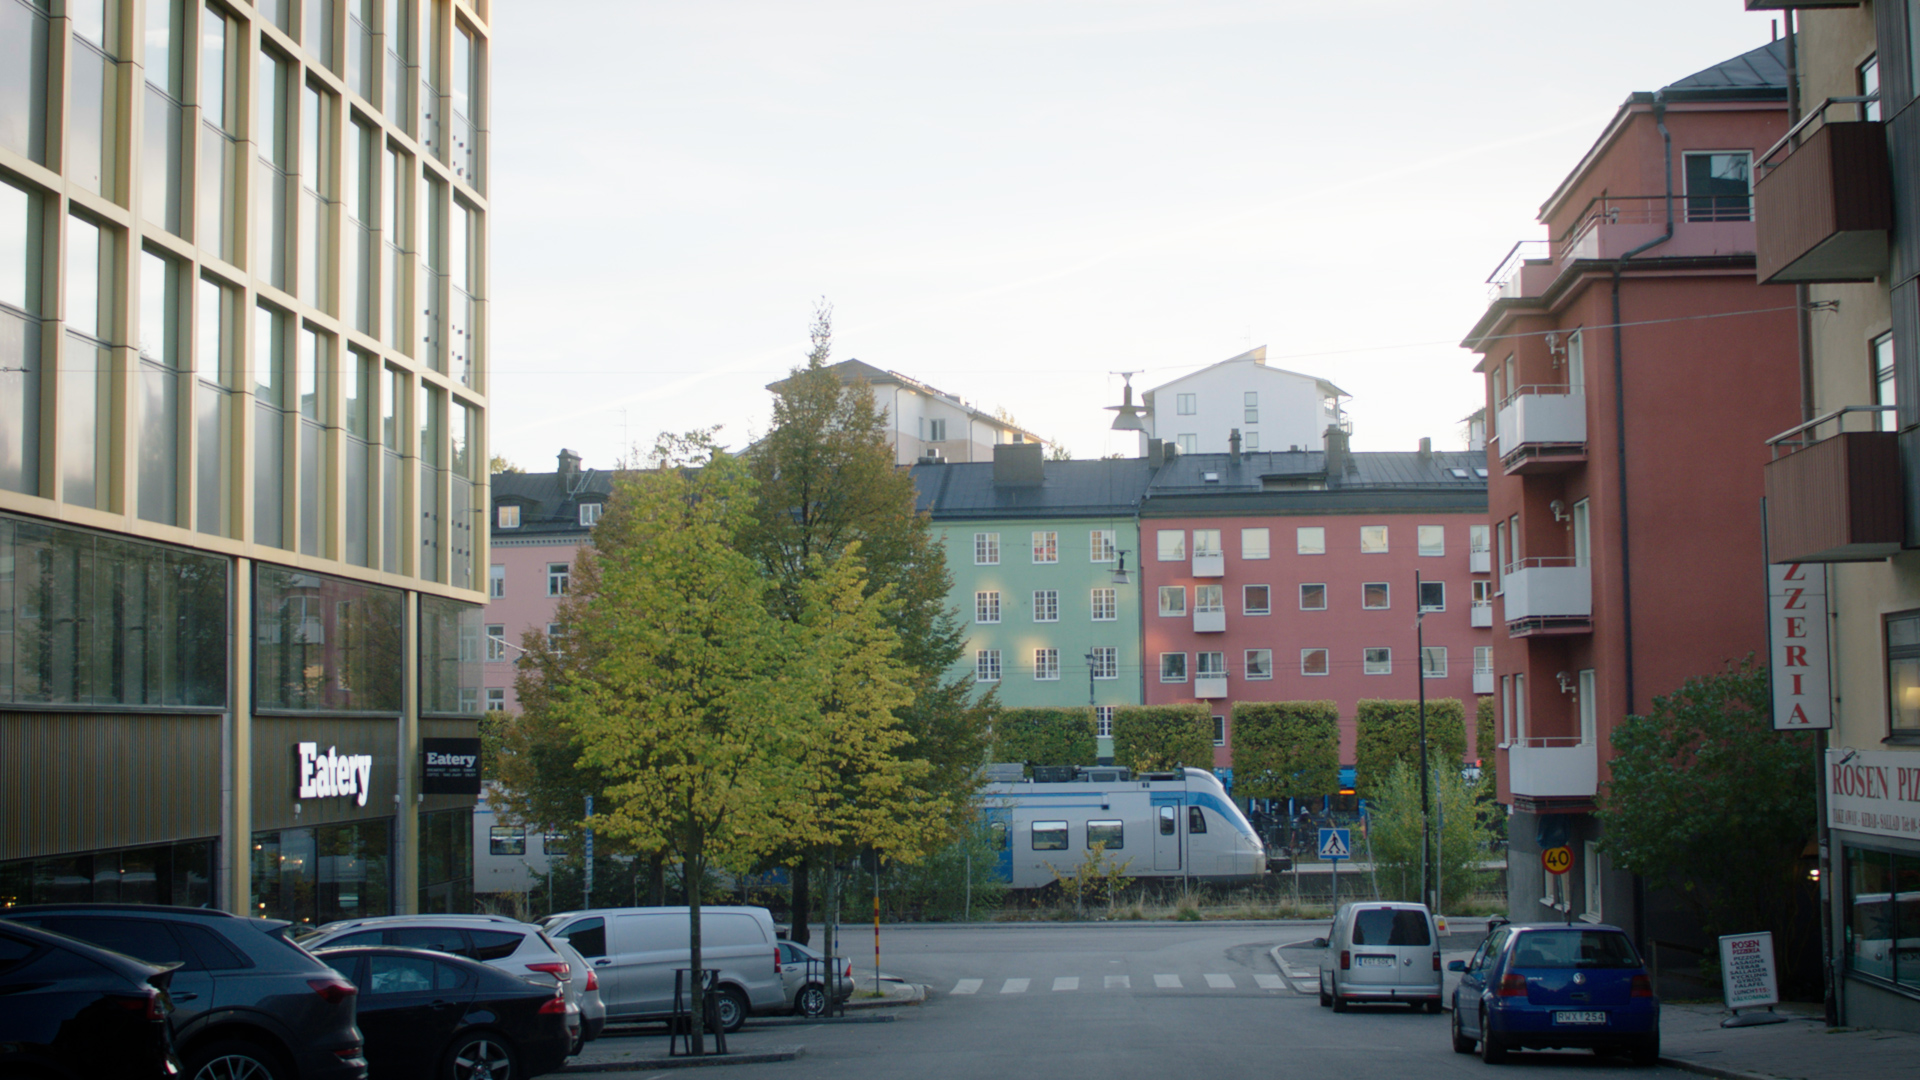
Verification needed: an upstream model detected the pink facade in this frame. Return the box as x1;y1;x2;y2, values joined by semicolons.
481;537;584;712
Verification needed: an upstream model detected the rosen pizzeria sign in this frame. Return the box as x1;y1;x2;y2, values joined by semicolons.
1827;748;1920;841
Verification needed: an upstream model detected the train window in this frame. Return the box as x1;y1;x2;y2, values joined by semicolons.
990;821;1008;851
1032;821;1068;851
1188;807;1207;834
1087;820;1123;850
1159;806;1176;835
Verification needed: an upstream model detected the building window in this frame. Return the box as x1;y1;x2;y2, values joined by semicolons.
1297;526;1325;555
485;624;506;661
1419;580;1445;612
1176;392;1196;415
975;590;1000;624
1242;528;1269;559
1418;525;1444;556
1033;590;1059;622
1195;585;1223;615
1887;611;1920;734
1243;391;1258;425
1095;706;1114;738
1473;579;1493;608
1245;649;1272;680
1363;582;1390;609
1193;529;1222;558
1176;434;1198;454
1579;668;1597;744
1475;646;1493;678
1843;845;1920;989
1874;332;1896;432
1032;530;1058;564
976;650;1001;682
1422;646;1448;678
1470;524;1490;560
546;623;562;648
1159;652;1187;683
257;565;408;713
1158;586;1187;617
1197;651;1225;679
1584;841;1604;921
1157;529;1185;561
578;502;602;527
489;826;525;856
547;563;569;596
1090;529;1116;562
1091;587;1117;621
488;564;504;598
1365;647;1392;675
1243;585;1270;615
1300;583;1327;610
1034;648;1059;681
496;503;518;529
1301;649;1329;676
485;687;505;711
1860;54;1880;121
974;532;999;565
1243;432;1259;450
1213;714;1227;747
1090;647;1117;680
925;417;947;442
1360;525;1388;553
1684;151;1752;222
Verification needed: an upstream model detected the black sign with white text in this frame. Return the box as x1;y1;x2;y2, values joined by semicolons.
422;737;483;795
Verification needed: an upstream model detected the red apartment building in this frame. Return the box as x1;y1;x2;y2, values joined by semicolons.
1463;42;1801;937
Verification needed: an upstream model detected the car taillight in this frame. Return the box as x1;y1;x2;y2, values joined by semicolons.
843;959;852;980
1339;949;1351;970
115;987;169;1021
584;968;599;992
1433;952;1442;971
526;961;572;980
1631;974;1653;998
539;989;569;1015
773;948;781;974
1498;973;1529;997
307;977;358;1005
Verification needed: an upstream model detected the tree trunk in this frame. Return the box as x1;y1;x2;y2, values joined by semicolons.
687;808;705;1056
647;851;666;906
790;859;811;946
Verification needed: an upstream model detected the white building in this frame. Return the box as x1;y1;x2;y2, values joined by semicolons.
1138;347;1347;455
768;360;1045;465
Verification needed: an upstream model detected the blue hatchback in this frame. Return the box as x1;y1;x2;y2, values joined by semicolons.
1448;923;1660;1066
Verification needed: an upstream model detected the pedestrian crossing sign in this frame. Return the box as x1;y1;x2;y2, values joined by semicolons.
1318;828;1351;861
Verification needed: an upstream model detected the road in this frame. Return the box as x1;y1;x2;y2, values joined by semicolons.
583;921;1697;1079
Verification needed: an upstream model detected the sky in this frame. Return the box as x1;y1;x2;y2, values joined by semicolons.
484;0;1786;471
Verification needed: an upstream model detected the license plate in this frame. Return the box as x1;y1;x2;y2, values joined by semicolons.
1355;956;1395;967
1553;1011;1606;1025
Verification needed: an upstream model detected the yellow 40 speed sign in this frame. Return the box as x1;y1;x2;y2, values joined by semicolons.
1541;846;1573;875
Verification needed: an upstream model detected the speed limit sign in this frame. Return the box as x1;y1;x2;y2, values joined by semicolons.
1541;846;1573;875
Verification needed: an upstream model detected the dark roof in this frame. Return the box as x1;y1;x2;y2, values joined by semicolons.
911;458;1156;520
491;467;615;537
1145;449;1486;496
1662;39;1788;93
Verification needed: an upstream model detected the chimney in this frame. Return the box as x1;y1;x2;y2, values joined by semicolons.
1228;428;1242;465
1418;437;1432;460
1324;424;1351;478
1147;438;1164;468
993;441;1045;487
557;448;582;478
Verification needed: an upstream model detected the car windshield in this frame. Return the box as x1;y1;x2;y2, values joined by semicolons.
1351;908;1430;947
1510;930;1641;969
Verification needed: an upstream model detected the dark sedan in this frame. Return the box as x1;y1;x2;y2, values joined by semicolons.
314;946;572;1080
1449;922;1660;1066
0;919;183;1079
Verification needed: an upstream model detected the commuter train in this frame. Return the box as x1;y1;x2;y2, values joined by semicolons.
981;766;1269;888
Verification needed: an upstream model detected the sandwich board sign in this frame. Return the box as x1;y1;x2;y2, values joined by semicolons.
1718;931;1786;1026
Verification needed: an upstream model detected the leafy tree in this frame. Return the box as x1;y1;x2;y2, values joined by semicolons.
1353;698;1467;798
1597;660;1817;989
1047;442;1074;461
1366;759;1492;910
1473;696;1497;786
879;821;1007;921
1112;705;1212;772
489;454;521;474
992;707;1098;768
1230;702;1341;801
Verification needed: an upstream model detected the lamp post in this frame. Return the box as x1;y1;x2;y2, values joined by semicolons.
1416;569;1433;912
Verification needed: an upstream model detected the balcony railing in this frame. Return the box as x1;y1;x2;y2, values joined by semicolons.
1764;405;1902;562
1473;668;1494;695
1192;552;1224;578
1471;548;1492;574
1755;99;1889;284
1484;192;1759;305
1495;386;1586;473
1508;737;1598;799
1471;601;1493;628
1502;557;1592;635
1194;676;1228;700
1193;609;1226;634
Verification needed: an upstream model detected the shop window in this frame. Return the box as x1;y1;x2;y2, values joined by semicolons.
419;594;482;716
1843;845;1920;992
252;822;391;926
0;839;215;909
417;807;473;914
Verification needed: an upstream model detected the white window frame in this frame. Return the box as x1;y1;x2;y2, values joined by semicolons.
1032;589;1059;623
1243;431;1259;450
1176;434;1198;454
1243;584;1270;615
1157;529;1185;561
1300;583;1327;611
1515;673;1528;742
1241;527;1269;560
1196;651;1226;678
1419;580;1445;613
1159;652;1188;683
1364;647;1391;675
1470;524;1490;558
1297;526;1325;555
547;563;570;597
975;590;1000;624
1090;528;1117;562
1363;582;1390;610
1418;524;1444;556
1301;648;1330;676
485;687;506;711
927;417;947;442
1095;705;1114;738
1501;675;1513;745
1158;585;1187;617
1584;840;1604;922
1579;668;1597;745
1475;645;1493;676
1176;392;1197;415
1422;646;1448;678
1360;525;1389;553
1090;647;1118;680
497;504;519;528
1091;586;1117;622
578;502;603;527
976;649;1001;682
1245;649;1272;680
1032;530;1058;564
488;563;504;598
1213;714;1227;747
1034;648;1059;681
485;624;507;662
546;623;562;647
1243;390;1258;424
1194;584;1223;615
974;532;1000;565
1193;529;1222;557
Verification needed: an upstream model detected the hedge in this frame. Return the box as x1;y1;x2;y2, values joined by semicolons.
1228;701;1341;800
1353;698;1467;798
1111;704;1212;773
990;707;1098;769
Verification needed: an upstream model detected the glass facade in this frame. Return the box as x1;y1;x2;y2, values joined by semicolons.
0;838;215;908
420;594;482;716
1843;845;1920;993
254;564;403;713
251;821;391;927
417;807;473;914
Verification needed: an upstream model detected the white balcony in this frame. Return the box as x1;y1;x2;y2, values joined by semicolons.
1194;676;1228;699
1502;559;1592;634
1471;549;1491;574
1495;388;1586;473
1193;609;1226;633
1473;669;1494;695
1192;553;1225;578
1471;601;1493;628
1508;738;1598;798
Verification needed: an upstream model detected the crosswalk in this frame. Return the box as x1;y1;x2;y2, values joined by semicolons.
948;972;1289;995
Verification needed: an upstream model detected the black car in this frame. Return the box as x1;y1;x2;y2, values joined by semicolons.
313;946;573;1080
1;905;367;1080
0;919;183;1079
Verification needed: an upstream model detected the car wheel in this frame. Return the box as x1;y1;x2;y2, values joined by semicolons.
444;1032;519;1080
1317;972;1330;1007
796;983;830;1018
1451;1006;1476;1054
187;1040;285;1080
1479;1008;1508;1064
1425;998;1443;1014
1331;985;1349;1013
1630;1033;1660;1068
713;985;750;1034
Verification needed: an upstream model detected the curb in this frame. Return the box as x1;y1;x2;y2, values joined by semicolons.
844;980;927;1008
1655;1057;1774;1080
559;1047;805;1072
749;1013;898;1027
1268;944;1315;993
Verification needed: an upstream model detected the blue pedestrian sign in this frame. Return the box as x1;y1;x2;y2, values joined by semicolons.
1318;828;1352;861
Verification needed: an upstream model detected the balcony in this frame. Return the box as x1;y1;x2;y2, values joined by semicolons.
1471;601;1493;628
1502;558;1592;636
1193;609;1226;634
1508;738;1598;805
1486;194;1758;306
1471;548;1491;574
1473;668;1494;695
1764;407;1902;562
1495;388;1586;474
1194;676;1228;699
1192;552;1224;578
1755;115;1890;284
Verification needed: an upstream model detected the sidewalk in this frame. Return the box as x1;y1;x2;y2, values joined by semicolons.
1657;1002;1920;1080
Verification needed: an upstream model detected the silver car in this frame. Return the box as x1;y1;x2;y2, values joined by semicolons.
1316;901;1444;1012
775;940;854;1017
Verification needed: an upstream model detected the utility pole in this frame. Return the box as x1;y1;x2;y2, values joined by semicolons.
1416;570;1433;912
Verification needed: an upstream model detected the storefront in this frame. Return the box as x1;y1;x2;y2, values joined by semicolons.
1828;748;1920;1030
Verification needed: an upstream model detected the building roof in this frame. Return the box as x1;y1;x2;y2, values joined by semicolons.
911;458;1157;520
1661;39;1789;94
490;454;615;538
1142;346;1349;402
766;359;1047;444
1144;449;1486;496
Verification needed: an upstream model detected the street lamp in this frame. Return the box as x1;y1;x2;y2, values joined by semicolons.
1111;550;1132;586
1416;569;1433;913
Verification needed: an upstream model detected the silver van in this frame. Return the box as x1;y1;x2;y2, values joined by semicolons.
1316;901;1443;1012
541;906;782;1033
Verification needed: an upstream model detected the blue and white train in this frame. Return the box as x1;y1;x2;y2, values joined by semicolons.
981;766;1269;888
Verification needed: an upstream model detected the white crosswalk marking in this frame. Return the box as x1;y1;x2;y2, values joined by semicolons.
1205;974;1235;989
1254;974;1286;990
1154;974;1182;988
1105;975;1130;989
951;979;982;995
1001;978;1030;994
1053;977;1079;991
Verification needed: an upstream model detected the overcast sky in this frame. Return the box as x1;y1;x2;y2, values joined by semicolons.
484;1;1783;470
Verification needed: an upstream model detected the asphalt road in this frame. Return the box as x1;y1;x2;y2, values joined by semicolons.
584;922;1695;1080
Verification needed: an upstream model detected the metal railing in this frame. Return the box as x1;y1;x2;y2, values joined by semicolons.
1510;735;1590;749
1758;95;1879;174
1497;383;1582;411
1501;555;1584;577
1765;404;1896;457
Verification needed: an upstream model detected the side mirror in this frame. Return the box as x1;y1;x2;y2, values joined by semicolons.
1447;960;1468;973
1312;937;1329;949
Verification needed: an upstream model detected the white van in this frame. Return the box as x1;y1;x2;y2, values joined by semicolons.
540;906;782;1033
1316;901;1443;1012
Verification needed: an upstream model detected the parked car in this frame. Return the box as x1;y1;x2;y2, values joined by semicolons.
295;914;599;1052
1316;901;1443;1012
0;919;184;1079
0;904;367;1080
540;906;783;1033
313;946;573;1080
1448;922;1660;1066
775;939;853;1017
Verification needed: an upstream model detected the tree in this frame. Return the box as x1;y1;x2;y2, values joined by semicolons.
1366;759;1492;910
489;454;521;474
1111;705;1213;772
991;707;1098;768
1353;698;1467;798
1230;702;1341;801
1047;442;1074;462
1597;660;1817;990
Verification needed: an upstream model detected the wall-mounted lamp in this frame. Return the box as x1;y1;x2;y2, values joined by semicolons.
1550;499;1570;523
1557;671;1576;695
1837;748;1859;766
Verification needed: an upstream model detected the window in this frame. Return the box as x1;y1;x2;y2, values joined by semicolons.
1034;648;1059;681
1874;332;1896;432
1501;676;1513;744
1095;705;1115;738
1495;521;1508;583
1419;580;1445;612
1159;806;1177;836
926;417;946;442
1213;715;1227;747
497;504;518;528
1684;151;1752;222
1090;529;1116;562
1032;821;1068;850
975;591;1000;623
1365;648;1391;675
1245;649;1272;680
1089;647;1117;680
1160;652;1187;683
1193;529;1222;557
546;563;569;597
1301;649;1329;676
1032;530;1058;564
1418;525;1444;556
1475;646;1493;676
1087;820;1124;850
1197;652;1225;679
1032;590;1059;622
488;827;526;856
1843;845;1920;990
485;624;506;662
1578;669;1597;744
1176;392;1196;415
1860;54;1880;120
1572;498;1591;568
1360;525;1388;553
1157;529;1185;560
975;650;1000;682
974;532;999;565
1297;526;1325;555
1091;587;1117;621
546;623;562;648
1242;528;1269;559
1363;583;1390;609
1422;646;1448;678
1176;434;1198;454
1473;579;1493;607
578;502;602;527
485;687;505;711
1158;586;1187;617
1242;432;1259;450
1244;391;1258;424
1514;673;1528;742
1189;805;1209;833
1194;585;1223;614
1300;583;1327;610
488;564;504;598
1243;585;1270;615
1888;612;1920;733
